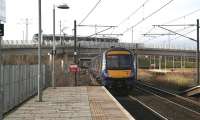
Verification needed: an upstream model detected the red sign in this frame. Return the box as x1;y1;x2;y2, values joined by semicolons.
69;64;80;73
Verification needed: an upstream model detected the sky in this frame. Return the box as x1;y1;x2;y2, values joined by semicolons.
3;0;200;48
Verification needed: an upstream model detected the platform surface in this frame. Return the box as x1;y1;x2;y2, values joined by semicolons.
184;85;200;96
4;86;134;120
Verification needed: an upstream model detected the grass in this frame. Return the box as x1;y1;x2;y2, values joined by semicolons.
138;68;197;92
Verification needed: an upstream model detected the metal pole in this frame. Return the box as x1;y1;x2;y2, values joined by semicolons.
26;18;28;41
135;53;138;81
22;31;24;40
74;20;77;86
0;20;3;120
38;0;42;102
0;21;2;62
60;20;62;45
197;19;199;85
131;27;133;43
52;5;56;88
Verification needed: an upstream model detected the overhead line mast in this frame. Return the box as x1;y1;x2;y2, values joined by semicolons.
154;25;196;41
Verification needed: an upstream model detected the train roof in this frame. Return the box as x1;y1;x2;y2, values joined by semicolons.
105;47;132;55
106;47;131;52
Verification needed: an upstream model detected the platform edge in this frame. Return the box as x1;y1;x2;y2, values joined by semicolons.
102;86;135;120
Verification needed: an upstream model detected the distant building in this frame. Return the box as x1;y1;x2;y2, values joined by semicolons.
32;34;119;44
0;0;6;22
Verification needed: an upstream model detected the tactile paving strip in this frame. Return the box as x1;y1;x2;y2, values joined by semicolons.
87;86;130;120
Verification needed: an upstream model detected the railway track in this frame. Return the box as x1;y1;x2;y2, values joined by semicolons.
134;81;200;113
116;96;166;120
116;81;200;120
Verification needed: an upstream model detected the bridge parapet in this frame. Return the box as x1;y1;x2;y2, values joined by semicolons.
1;40;197;57
1;40;196;51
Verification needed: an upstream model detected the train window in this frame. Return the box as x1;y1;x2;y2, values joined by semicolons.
107;55;119;68
106;55;132;69
120;55;132;68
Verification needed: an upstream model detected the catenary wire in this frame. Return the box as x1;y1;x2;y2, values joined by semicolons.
122;0;175;34
78;0;102;25
144;8;200;36
111;0;150;34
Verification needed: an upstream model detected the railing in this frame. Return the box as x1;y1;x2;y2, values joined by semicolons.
0;40;196;50
0;64;51;116
144;44;196;51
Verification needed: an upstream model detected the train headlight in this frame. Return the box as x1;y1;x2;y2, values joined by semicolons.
102;70;109;78
103;72;109;78
130;71;134;78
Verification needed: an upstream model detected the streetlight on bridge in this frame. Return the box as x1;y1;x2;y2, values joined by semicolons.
52;3;69;89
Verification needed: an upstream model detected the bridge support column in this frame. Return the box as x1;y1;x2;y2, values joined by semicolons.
165;56;167;71
173;56;175;70
154;56;156;69
181;56;183;69
149;56;151;67
183;55;186;71
159;56;162;70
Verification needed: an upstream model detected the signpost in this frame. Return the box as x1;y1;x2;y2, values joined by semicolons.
0;24;4;36
69;64;79;73
69;64;80;86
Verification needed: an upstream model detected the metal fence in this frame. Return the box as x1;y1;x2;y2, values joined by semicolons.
0;64;51;115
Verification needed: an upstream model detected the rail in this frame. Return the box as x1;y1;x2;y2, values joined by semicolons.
133;81;200;118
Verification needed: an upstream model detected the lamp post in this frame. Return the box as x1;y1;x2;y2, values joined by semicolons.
52;4;69;88
0;20;3;119
38;0;42;102
74;20;77;86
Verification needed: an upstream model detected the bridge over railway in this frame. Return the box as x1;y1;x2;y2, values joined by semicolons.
1;41;197;57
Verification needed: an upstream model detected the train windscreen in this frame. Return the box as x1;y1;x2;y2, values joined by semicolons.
106;55;132;69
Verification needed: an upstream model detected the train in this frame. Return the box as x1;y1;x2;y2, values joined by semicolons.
89;47;136;93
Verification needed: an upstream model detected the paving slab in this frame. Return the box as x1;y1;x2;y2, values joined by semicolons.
4;86;134;120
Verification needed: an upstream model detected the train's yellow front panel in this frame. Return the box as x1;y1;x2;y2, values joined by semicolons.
108;70;132;78
107;51;130;55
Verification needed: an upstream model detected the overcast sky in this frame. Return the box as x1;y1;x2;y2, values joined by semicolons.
3;0;200;47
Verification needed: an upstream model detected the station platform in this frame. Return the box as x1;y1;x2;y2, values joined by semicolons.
183;85;200;97
4;86;134;120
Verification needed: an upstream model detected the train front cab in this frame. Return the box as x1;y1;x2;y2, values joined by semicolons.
101;49;135;93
